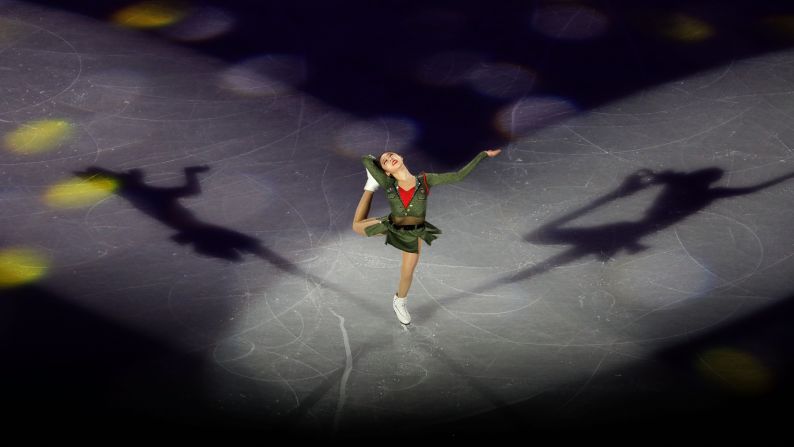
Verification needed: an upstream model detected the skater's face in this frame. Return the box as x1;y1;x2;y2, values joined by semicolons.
379;152;403;176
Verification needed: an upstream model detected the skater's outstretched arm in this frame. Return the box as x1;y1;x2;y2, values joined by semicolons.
424;149;500;187
712;171;794;198
530;169;655;234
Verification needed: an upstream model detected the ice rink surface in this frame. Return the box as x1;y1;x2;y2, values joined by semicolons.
2;0;794;442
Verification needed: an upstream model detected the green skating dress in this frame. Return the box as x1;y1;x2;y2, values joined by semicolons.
361;151;489;253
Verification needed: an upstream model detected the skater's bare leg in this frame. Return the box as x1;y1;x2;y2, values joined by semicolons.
397;239;421;298
352;190;381;236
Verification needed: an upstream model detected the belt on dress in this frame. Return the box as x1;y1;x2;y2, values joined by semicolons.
389;217;425;230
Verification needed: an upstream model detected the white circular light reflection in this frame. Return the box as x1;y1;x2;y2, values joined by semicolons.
164;6;235;42
220;54;307;97
495;96;578;138
465;63;537;99
531;4;609;40
334;117;419;156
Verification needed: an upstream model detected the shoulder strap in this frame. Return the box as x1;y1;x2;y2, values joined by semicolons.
421;172;430;196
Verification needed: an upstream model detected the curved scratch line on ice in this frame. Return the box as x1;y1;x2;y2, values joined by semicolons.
328;307;353;433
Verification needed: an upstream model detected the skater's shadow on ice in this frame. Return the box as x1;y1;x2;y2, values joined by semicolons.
74;165;297;268
416;167;794;318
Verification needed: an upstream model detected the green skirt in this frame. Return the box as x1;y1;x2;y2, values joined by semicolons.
364;215;441;253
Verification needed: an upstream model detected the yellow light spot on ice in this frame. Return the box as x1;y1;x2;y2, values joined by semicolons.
112;1;188;29
659;14;714;42
44;176;119;209
762;16;794;40
0;17;25;45
697;348;772;395
0;248;48;288
4;120;72;154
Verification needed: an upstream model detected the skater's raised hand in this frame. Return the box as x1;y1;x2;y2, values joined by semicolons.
485;148;502;157
616;170;654;196
364;167;380;192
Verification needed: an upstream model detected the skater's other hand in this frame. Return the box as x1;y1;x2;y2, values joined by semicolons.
364;168;380;191
616;171;653;195
485;148;502;157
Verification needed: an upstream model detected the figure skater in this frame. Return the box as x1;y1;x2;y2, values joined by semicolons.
352;149;502;324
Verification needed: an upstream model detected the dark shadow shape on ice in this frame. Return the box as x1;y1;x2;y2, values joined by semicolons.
524;167;794;265
73;165;391;320
74;165;266;262
415;168;794;318
73;166;331;288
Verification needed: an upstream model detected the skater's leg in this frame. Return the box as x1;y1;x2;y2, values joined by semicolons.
352;190;382;236
397;239;421;298
392;240;421;324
